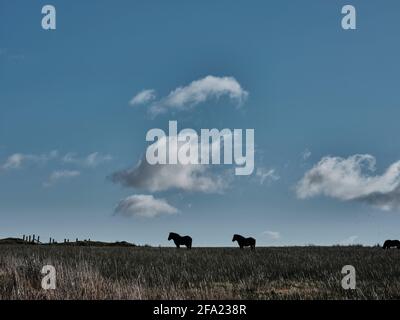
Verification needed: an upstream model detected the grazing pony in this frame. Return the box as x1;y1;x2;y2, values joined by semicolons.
232;234;256;250
168;232;192;249
383;239;400;249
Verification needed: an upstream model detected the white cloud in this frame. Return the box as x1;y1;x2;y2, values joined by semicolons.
2;151;112;170
2;151;58;170
110;134;229;193
111;158;227;193
296;154;400;210
2;154;25;169
129;89;156;106
263;231;281;240
44;170;80;187
62;152;112;167
132;75;248;115
114;194;178;218
339;235;358;245
256;168;279;185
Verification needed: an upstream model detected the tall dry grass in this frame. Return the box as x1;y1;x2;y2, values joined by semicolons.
0;245;399;299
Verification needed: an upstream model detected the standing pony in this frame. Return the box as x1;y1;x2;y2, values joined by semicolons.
232;234;256;250
168;232;192;249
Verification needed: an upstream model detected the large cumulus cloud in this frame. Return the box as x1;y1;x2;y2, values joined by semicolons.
296;154;400;211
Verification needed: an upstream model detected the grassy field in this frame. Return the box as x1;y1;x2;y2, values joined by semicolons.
0;245;399;300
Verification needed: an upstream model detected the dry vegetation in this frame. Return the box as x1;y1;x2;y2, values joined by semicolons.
0;245;400;300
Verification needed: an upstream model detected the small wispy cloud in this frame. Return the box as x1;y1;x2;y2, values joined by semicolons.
62;152;113;167
130;75;248;116
43;170;80;187
2;154;27;170
256;168;279;185
1;151;112;171
129;89;156;106
302;148;311;161
114;194;178;218
262;230;281;240
1;151;58;170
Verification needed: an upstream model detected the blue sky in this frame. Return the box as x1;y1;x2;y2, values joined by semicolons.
1;0;400;246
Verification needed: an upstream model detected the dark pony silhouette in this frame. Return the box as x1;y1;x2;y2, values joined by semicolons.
232;234;256;250
168;232;192;249
383;239;400;249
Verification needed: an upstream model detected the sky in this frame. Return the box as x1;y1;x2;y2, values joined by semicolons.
1;0;400;246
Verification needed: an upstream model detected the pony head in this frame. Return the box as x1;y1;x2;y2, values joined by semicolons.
168;232;176;241
232;234;239;242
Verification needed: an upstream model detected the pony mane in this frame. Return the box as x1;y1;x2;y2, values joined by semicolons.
169;232;180;237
